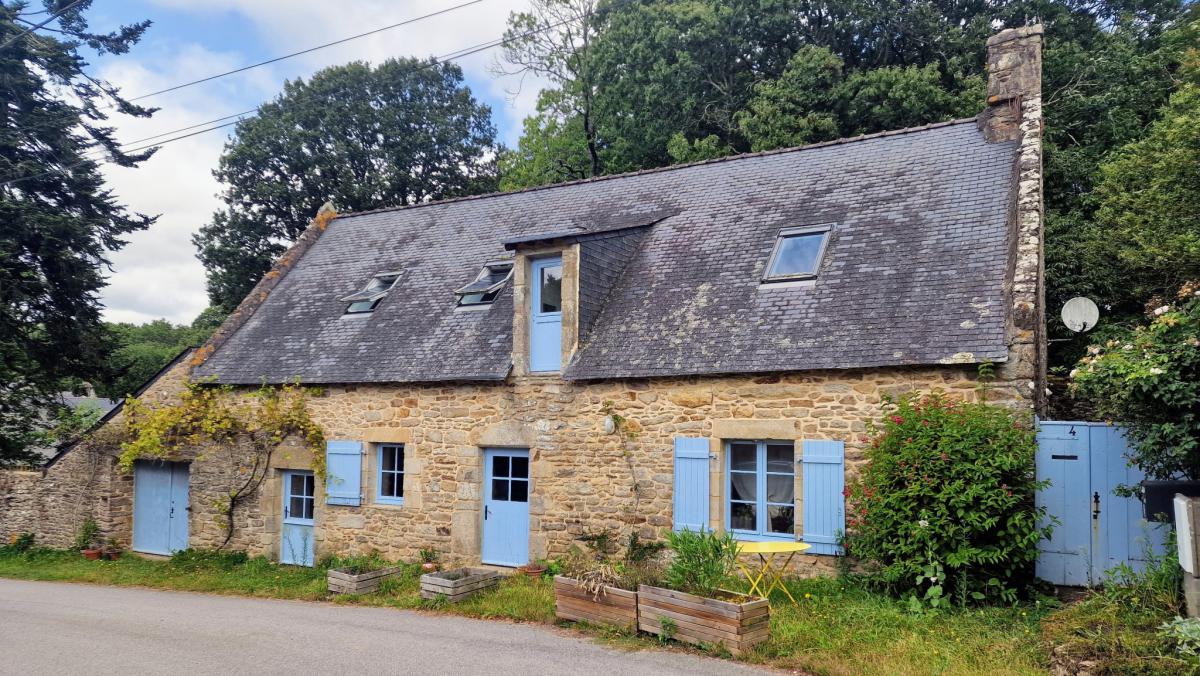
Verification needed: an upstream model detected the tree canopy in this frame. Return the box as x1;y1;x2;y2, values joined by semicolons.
0;1;155;465
193;58;499;311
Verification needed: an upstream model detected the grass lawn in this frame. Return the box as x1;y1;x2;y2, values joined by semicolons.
0;546;1053;675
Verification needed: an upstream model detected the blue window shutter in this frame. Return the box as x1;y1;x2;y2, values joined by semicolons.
801;440;845;555
325;440;363;506
673;437;710;532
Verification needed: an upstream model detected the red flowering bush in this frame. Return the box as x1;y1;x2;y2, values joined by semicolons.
845;393;1051;604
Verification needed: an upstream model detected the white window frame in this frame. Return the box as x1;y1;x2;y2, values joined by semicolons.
762;224;833;283
343;271;402;314
725;439;796;541
376;443;405;506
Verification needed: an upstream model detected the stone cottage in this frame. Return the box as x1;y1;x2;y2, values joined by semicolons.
0;26;1046;572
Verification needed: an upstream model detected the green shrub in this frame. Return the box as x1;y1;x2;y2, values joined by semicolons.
1;533;35;555
663;528;738;598
73;517;100;551
169;548;249;571
845;393;1051;604
1072;291;1200;481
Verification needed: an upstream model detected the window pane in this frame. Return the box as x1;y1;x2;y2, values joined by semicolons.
302;475;315;497
290;474;304;496
731;502;757;531
493;456;510;478
510;479;528;502
381;473;395;498
381;447;396;472
492;478;509;501
767;505;795;534
539;264;562;313
730;443;757;471
767;475;795;504
511;456;529;479
289;496;304;519
770;232;826;277
302;497;314;520
766;444;794;474
729;471;757;501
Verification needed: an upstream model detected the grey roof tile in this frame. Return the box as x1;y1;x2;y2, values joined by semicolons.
194;120;1016;384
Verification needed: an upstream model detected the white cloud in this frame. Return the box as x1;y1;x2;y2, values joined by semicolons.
97;0;547;325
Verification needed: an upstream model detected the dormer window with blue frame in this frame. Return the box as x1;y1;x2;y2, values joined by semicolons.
762;225;832;283
342;271;401;314
454;260;514;307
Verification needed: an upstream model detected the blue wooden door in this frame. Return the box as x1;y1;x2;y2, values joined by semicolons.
1036;421;1168;586
280;471;315;567
132;461;189;555
482;449;530;567
529;257;562;372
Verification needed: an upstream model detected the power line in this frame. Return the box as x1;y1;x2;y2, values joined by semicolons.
126;0;486;103
0;0;86;51
0;14;581;188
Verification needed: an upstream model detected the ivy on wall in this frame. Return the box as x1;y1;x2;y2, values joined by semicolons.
120;380;326;547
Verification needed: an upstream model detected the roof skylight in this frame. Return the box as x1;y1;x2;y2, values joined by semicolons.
763;225;832;282
455;260;513;307
342;271;401;314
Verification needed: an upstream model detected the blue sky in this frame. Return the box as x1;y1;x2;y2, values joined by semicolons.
76;0;539;324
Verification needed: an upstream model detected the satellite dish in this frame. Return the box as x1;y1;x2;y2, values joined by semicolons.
1062;297;1100;333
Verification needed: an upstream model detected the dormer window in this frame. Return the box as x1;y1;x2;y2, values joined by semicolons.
342;271;401;314
763;225;832;282
454;260;513;307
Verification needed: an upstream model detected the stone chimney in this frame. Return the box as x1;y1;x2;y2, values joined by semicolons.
980;24;1047;414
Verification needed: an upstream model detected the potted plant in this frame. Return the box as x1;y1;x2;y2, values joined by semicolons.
74;517;102;560
1071;293;1200;522
554;532;665;631
103;537;123;560
418;548;440;573
519;560;548;578
327;555;404;595
637;529;769;655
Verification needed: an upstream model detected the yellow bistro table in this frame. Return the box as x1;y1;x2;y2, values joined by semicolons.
736;540;812;606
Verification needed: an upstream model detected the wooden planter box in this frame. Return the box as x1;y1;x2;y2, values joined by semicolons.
419;567;499;603
553;576;638;630
327;566;404;595
637;585;770;655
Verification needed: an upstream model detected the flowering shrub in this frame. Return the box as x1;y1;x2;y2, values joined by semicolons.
845;394;1050;604
1072;286;1200;481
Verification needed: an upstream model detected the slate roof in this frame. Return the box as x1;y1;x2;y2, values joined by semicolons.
193;119;1018;385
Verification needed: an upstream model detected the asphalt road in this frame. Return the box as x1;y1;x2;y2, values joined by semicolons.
0;578;768;675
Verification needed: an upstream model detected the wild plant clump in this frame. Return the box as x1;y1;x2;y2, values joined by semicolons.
559;530;665;595
662;528;739;599
845;393;1051;605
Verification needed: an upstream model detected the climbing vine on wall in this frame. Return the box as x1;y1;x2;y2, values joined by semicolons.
120;380;325;547
601;400;644;511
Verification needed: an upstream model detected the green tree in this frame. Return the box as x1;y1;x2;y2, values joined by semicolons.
194;58;497;310
0;1;154;465
98;312;225;400
498;90;592;190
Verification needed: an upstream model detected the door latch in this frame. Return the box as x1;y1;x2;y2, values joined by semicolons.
484;506;490;520
1092;491;1101;520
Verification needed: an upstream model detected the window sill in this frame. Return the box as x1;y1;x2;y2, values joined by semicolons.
374;497;405;508
729;532;798;543
757;278;816;290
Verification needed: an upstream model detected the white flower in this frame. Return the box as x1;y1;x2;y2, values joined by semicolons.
1088;346;1101;355
918;520;929;528
1069;369;1079;378
1149;367;1164;375
1123;344;1134;350
1154;305;1171;316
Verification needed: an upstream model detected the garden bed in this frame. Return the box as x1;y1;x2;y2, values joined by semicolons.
553;576;638;630
327;566;404;594
637;584;769;655
419;567;499;603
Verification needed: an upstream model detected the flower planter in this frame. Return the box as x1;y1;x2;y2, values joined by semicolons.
1141;480;1200;523
327;566;404;595
637;585;770;655
419;567;499;603
553;576;638;630
81;549;102;560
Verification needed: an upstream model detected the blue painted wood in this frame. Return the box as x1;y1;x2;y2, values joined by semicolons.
132;461;189;555
1036;423;1092;586
482;448;531;566
673;437;710;532
801;440;845;555
1036;421;1168;586
325;440;363;506
529;257;562;372
281;470;315;566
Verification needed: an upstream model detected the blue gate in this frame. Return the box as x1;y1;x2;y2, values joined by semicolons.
1036;421;1168;586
